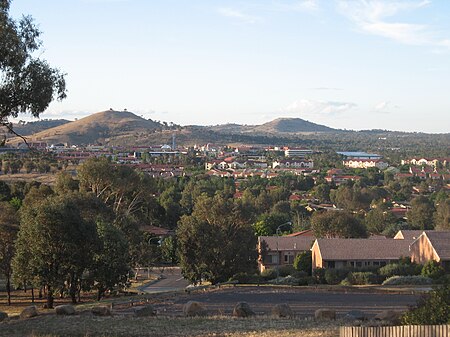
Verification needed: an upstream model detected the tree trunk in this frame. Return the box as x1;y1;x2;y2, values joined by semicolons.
39;287;43;299
97;287;104;301
69;277;77;304
31;287;35;303
47;285;54;309
6;275;11;306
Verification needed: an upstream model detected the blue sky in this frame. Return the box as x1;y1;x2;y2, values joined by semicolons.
9;0;450;133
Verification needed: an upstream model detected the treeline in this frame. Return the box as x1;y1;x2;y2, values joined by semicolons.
1;158;449;305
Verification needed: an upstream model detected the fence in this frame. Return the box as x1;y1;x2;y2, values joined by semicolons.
340;325;449;337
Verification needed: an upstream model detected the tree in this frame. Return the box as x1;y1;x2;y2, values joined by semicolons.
408;196;435;230
13;195;97;307
311;211;367;238
434;198;450;230
177;194;257;284
252;212;291;236
90;221;130;301
0;202;18;305
293;251;312;275
1;0;66;134
365;207;397;234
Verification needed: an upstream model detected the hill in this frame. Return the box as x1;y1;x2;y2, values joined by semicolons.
13;119;70;136
251;117;336;133
7;110;162;145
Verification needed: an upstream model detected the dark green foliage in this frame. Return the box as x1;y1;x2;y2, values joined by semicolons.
402;284;450;325
260;268;277;281
407;196;435;230
345;272;381;285
313;268;326;284
278;265;296;277
13;195;97;308
177;194;257;284
252;212;291;236
293;251;312;275
421;260;445;280
90;221;130;300
0;0;66;128
324;268;351;285
379;262;423;278
311;211;367;238
435;198;450;230
229;272;263;284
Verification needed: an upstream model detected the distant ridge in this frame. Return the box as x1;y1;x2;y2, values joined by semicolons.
252;117;336;133
7;110;162;145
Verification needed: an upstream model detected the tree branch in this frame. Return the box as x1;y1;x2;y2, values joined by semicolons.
1;121;30;148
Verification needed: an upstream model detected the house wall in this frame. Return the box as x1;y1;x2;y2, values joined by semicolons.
311;244;322;270
410;235;440;264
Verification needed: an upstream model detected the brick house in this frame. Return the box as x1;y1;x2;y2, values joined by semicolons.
410;231;450;272
311;238;411;271
258;235;316;272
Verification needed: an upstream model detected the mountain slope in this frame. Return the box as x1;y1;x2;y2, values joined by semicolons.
251;117;336;133
7;110;162;145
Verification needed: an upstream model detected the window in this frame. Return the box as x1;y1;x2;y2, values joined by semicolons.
373;261;380;266
327;261;335;269
356;262;362;268
284;255;288;263
380;261;386;267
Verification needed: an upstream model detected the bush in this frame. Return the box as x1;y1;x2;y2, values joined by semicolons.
379;263;422;278
345;272;381;285
382;275;433;286
229;272;263;284
402;284;450;324
278;265;296;277
421;261;445;280
261;269;277;281
313;268;326;284
293;251;312;275
325;268;351;285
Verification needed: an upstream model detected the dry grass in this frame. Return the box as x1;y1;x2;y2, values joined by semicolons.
0;173;57;185
0;314;340;337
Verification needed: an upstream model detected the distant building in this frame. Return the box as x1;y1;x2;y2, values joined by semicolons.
337;151;382;160
343;159;389;170
284;147;313;158
273;159;314;169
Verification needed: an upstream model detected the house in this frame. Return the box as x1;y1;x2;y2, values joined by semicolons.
410;231;450;271
258;235;316;272
393;230;426;241
272;159;314;169
311;238;411;270
343;159;389;170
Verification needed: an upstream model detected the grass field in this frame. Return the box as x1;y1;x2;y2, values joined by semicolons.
0;314;340;337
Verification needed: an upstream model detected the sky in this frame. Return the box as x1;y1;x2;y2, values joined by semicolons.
9;0;450;133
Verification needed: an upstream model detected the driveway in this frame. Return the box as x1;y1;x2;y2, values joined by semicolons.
141;267;190;294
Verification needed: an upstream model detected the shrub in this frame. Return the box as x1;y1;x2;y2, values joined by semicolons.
278;265;296;277
345;272;381;285
293;251;312;275
379;263;422;278
382;275;433;286
230;272;263;284
313;268;326;284
421;261;445;280
325;268;350;285
402;284;450;325
261;269;277;281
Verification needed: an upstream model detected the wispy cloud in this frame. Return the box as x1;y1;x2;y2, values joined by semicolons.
218;7;261;24
337;0;437;46
309;87;343;91
373;101;399;113
271;0;320;13
283;99;356;116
